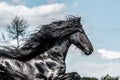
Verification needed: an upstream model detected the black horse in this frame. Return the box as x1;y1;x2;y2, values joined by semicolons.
0;16;93;80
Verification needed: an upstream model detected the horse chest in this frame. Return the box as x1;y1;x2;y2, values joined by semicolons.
30;57;65;79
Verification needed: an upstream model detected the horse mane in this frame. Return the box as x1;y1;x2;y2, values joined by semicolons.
0;16;81;61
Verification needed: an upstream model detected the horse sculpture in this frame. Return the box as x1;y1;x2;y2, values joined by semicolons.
0;16;93;80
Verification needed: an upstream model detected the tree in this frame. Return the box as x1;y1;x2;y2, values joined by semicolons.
101;74;118;80
7;16;28;48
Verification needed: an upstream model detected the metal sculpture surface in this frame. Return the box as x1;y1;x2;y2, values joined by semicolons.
0;16;93;80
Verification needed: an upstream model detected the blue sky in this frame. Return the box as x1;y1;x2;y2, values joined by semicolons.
0;0;120;78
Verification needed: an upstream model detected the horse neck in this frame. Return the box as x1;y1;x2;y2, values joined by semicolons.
47;38;71;61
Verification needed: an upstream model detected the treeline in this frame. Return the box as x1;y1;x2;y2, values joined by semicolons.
0;73;119;80
81;74;119;80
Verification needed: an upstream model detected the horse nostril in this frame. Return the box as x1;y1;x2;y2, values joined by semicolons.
85;47;93;55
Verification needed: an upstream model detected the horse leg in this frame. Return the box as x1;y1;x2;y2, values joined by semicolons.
58;72;81;80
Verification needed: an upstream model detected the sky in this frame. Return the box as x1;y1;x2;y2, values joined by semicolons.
0;0;120;78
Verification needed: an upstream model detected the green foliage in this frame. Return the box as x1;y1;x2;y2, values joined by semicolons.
101;74;118;80
0;74;119;80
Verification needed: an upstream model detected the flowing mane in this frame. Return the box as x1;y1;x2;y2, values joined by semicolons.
0;16;81;61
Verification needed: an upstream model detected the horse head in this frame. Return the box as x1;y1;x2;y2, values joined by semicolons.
39;15;93;55
69;16;93;55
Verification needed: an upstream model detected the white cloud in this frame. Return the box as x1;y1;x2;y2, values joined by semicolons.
0;2;66;29
66;61;120;78
68;45;83;55
0;1;66;45
97;49;120;59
